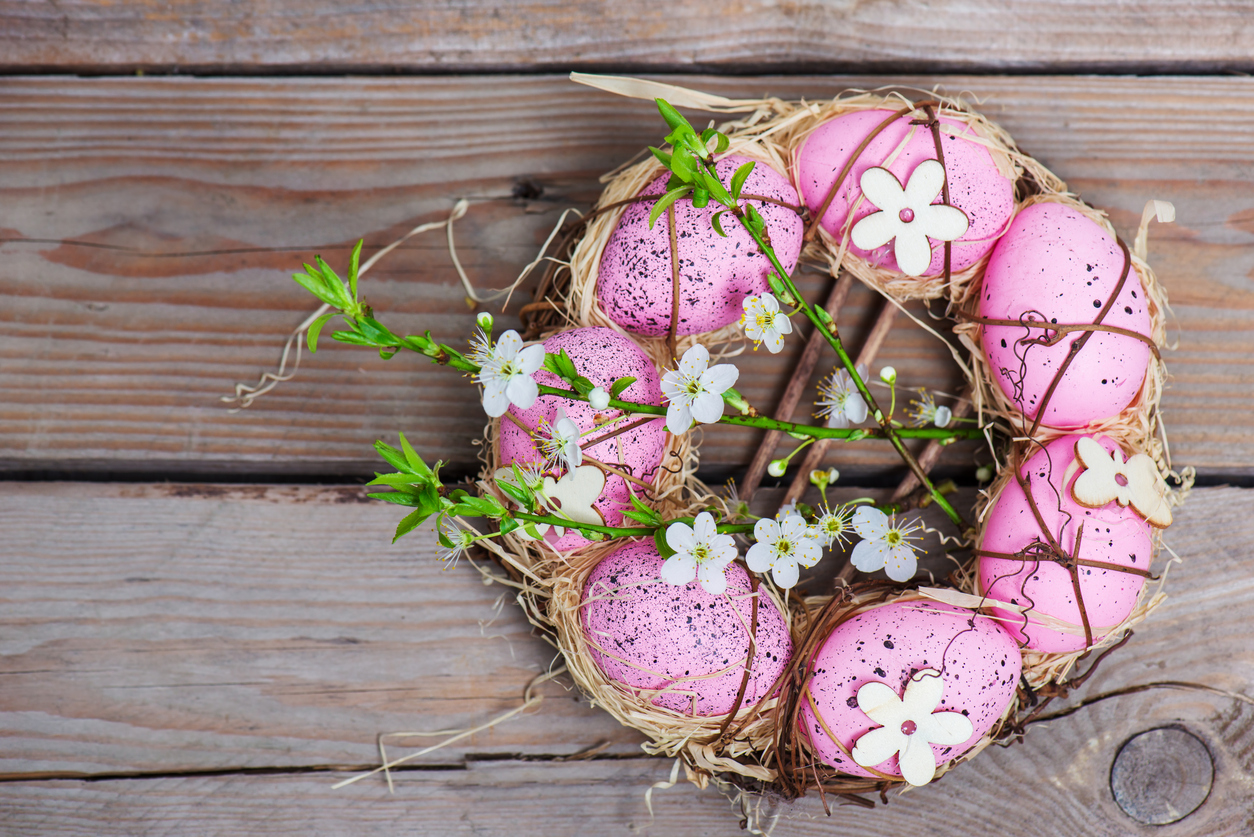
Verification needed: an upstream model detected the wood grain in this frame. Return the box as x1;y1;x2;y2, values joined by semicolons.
2;1;1252;75
0;482;1251;834
1;75;1252;479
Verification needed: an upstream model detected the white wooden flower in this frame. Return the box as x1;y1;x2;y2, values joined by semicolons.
850;160;970;277
660;344;740;434
469;329;546;418
660;511;739;594
1071;437;1173;528
849;506;923;582
740;292;793;353
851;669;974;787
745;512;823;589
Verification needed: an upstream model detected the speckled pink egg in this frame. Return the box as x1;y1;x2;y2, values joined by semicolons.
800;601;1021;778
581;540;792;716
499;328;666;551
796;109;1015;276
979;202;1153;428
597;155;804;336
978;435;1152;653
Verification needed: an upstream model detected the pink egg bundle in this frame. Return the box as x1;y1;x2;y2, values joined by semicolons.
794;108;1016;278
497;327;667;551
581;540;793;716
597;155;805;337
800;600;1021;781
977;435;1155;652
977;201;1155;428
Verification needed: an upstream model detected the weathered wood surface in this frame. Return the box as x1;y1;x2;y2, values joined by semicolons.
0;483;1251;834
2;74;1252;481
2;1;1253;75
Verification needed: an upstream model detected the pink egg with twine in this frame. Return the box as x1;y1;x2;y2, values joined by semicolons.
498;328;666;551
795;108;1015;276
581;540;792;716
978;435;1153;653
597;155;804;337
979;202;1153;428
800;600;1021;779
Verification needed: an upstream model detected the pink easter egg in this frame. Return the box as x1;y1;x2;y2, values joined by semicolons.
597;155;804;337
978;435;1152;653
795;109;1015;276
581;540;792;716
800;600;1021;778
498;327;666;551
979;202;1153;428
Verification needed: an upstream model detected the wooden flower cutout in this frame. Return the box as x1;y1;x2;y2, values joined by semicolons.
1071;437;1172;528
493;464;607;538
850;668;974;786
850;160;970;277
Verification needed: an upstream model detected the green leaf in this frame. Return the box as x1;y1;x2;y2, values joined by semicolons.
355;315;398;346
654;527;676;560
699;169;732;207
648;146;673;169
498;517;521;536
609;376;636;399
543;352;564;377
700;127;717;145
557;349;579;381
314;256;352;308
450;495;505;517
745;204;766;235
623;509;659;525
379;348;397;360
349;239;363;304
368;492;422;507
398;433;434;481
712;132;730;155
332;330;379;347
366;473;425;488
291;269;340;308
670;146;697;182
709;210;728;238
374;441;409;473
393;507;432;543
571;375;594;396
306;312;336;353
730;161;755;200
691;187;709;209
647;184;691;229
497;479;531;508
656;98;689;133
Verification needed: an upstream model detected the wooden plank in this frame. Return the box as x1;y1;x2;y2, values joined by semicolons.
1;75;1251;478
1;1;1252;75
1;483;1251;830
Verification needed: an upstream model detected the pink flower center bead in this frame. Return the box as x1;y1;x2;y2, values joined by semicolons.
898;208;915;223
900;720;918;735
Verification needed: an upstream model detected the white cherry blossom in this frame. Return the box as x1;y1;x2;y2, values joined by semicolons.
816;363;870;428
746;512;823;589
660;511;739;595
850;161;970;277
740;292;793;353
849;506;923;582
660;344;739;434
537;407;582;475
469;329;545;418
851;669;974;787
813;504;855;549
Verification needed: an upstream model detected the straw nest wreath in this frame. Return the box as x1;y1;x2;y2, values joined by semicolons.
486;77;1189;805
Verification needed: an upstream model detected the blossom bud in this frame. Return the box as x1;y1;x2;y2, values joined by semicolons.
934;405;953;428
588;387;610;410
879;366;897;385
767;459;787;478
476;311;494;332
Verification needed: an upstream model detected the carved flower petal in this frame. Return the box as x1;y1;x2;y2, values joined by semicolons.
892;225;934;277
858;166;909;213
904;159;947;207
917;202;970;242
897;732;940;786
917;710;974;748
850;210;901;251
902;670;945;716
856;681;907;725
851;725;904;769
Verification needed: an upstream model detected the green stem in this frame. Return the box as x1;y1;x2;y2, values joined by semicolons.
511;510;756;539
721;190;968;530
